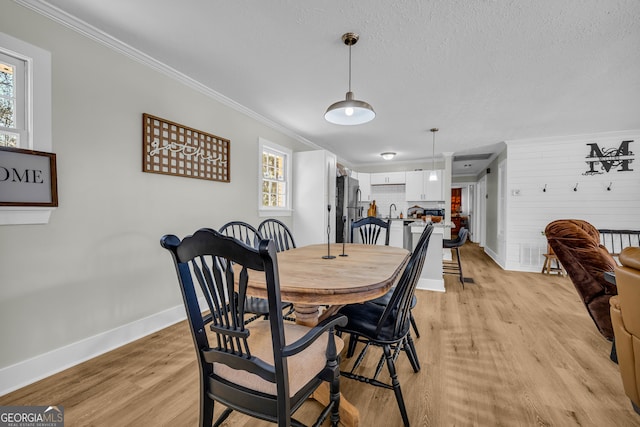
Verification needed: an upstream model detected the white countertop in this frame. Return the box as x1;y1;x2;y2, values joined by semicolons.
410;221;452;232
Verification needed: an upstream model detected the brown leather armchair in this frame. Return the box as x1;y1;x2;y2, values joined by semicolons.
545;219;618;340
610;247;640;414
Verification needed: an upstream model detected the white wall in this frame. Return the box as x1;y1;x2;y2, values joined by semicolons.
0;2;310;394
504;131;640;271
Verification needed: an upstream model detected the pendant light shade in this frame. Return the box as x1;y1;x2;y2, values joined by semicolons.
429;128;439;181
325;33;375;125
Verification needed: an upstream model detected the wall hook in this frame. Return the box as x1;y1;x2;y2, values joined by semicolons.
573;183;579;192
607;182;612;191
542;184;547;192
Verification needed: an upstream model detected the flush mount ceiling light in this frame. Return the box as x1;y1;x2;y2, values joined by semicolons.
381;152;396;160
429;128;439;181
324;32;375;125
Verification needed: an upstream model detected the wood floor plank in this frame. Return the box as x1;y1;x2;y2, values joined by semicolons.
1;242;638;426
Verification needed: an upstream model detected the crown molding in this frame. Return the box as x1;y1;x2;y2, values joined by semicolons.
13;0;321;150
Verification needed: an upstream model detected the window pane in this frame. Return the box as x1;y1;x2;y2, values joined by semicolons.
260;143;290;210
0;131;18;147
262;153;269;177
0;62;14;97
0;62;15;129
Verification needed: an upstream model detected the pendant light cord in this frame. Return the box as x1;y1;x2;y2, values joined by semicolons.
348;43;352;92
430;128;439;171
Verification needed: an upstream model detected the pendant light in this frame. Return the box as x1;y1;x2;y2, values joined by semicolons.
381;152;396;160
324;33;375;125
429;128;439;181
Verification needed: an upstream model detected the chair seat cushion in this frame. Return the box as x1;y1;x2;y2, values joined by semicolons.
337;302;409;342
213;320;343;397
370;288;417;309
443;238;461;248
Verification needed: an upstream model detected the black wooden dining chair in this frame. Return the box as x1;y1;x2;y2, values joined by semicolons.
336;224;434;427
350;216;390;245
258;218;297;252
443;227;468;288
219;221;262;248
219;221;294;323
352;216;420;338
161;228;347;427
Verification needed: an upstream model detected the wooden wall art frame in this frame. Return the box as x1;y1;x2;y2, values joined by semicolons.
0;146;58;207
142;113;230;183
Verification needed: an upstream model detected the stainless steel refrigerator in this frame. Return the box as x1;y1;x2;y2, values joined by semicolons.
336;175;361;243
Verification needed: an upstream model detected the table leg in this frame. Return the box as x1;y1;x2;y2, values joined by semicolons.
293;303;320;327
294;304;360;427
312;382;360;427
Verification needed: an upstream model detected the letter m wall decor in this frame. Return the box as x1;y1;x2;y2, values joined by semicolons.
584;139;634;175
142;114;230;182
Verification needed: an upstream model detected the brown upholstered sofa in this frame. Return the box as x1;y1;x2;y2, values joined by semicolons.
545;219;618;340
610;247;640;414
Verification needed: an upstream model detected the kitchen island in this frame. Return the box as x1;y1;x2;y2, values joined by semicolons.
410;222;451;292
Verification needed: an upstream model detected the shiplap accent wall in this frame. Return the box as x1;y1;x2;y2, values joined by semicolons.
504;130;639;272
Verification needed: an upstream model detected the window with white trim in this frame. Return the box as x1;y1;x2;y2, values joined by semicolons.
0;32;53;225
0;51;25;147
0;32;52;152
258;138;292;216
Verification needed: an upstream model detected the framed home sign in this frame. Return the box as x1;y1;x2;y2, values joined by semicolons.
0;147;58;207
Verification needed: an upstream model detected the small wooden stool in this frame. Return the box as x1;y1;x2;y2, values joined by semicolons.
541;245;566;276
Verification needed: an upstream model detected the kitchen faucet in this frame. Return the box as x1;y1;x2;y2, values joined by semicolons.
389;203;397;219
355;188;363;218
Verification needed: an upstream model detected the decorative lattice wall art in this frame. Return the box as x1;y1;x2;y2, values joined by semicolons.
142;113;230;182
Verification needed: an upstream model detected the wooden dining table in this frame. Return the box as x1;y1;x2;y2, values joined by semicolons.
244;243;411;325
239;242;411;427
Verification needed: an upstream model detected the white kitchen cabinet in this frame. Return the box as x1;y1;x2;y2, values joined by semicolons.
370;171;405;185
405;170;443;201
357;172;371;201
405;171;424;201
293;150;337;247
388;221;404;248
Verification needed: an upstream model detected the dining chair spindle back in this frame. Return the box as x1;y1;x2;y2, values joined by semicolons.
161;228;347;427
258;218;297;252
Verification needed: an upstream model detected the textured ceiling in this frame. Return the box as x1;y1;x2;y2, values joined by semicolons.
21;0;640;176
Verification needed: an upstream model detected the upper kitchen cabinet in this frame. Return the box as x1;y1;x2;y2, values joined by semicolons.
405;170;443;201
357;172;371;201
370;171;406;185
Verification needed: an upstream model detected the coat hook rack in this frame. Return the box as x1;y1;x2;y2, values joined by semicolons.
542;184;547;192
607;182;612;191
573;183;579;192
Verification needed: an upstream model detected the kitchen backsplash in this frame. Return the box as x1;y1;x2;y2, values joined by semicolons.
360;184;445;218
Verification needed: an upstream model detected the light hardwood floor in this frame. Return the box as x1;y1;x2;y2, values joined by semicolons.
2;242;639;426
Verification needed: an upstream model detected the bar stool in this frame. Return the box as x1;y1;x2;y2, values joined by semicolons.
443;227;469;288
541;244;566;276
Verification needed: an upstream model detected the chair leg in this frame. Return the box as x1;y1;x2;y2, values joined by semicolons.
212;407;232;427
328;339;341;427
329;374;341;427
455;247;464;287
347;334;359;358
404;334;421;373
410;312;420;338
383;344;410;427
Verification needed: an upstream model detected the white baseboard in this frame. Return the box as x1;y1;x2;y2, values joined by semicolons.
484;246;505;269
0;304;188;397
416;278;445;292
